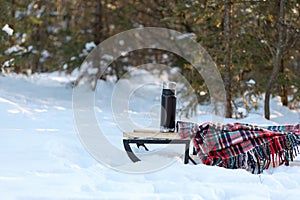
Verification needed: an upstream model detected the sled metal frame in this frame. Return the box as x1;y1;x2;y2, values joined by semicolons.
123;131;197;165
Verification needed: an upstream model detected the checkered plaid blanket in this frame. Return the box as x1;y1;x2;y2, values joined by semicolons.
177;121;300;173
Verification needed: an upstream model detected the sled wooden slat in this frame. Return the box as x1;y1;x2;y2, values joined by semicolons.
123;131;185;140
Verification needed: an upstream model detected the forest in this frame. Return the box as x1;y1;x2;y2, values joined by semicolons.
1;0;299;119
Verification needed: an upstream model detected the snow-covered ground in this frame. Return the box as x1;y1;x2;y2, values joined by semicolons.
1;73;300;200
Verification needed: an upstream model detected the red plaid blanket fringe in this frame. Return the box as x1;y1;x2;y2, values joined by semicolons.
177;121;300;173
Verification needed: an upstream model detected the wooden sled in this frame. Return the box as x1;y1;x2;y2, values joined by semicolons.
123;129;197;164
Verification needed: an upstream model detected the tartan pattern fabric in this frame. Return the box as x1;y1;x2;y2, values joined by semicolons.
177;121;300;173
176;121;199;139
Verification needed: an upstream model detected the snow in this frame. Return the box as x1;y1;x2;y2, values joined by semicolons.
0;73;300;199
5;45;27;55
87;67;99;75
247;79;256;85
2;24;14;36
176;33;196;40
41;50;50;58
101;54;114;61
3;58;14;67
85;42;96;51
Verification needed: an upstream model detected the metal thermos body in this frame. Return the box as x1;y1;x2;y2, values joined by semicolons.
160;82;176;132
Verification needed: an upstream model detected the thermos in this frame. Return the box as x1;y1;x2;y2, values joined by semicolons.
160;82;176;132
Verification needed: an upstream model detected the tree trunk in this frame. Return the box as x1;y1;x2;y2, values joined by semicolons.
264;0;285;119
280;59;288;106
11;0;15;18
224;0;233;118
94;0;103;45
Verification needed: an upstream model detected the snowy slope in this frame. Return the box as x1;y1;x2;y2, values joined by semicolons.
0;73;300;200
